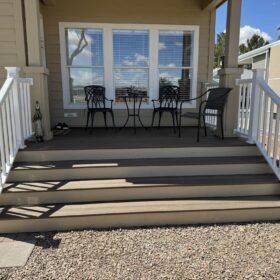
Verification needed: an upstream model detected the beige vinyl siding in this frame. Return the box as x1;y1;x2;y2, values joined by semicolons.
268;45;280;95
41;0;215;127
0;0;25;86
252;54;266;70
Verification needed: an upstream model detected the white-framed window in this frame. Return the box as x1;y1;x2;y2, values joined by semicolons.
59;23;199;109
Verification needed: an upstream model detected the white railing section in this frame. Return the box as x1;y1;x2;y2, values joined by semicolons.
235;78;253;136
0;67;33;192
204;82;219;128
236;69;280;180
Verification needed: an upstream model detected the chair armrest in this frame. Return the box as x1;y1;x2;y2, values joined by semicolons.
105;97;114;109
178;90;210;114
152;99;159;109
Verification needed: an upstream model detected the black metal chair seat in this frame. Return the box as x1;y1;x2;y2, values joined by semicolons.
151;85;180;133
84;85;115;131
182;111;222;119
178;87;232;142
88;107;112;112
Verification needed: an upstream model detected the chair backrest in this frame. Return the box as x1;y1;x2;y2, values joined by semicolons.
204;87;232;112
84;85;106;109
158;85;180;109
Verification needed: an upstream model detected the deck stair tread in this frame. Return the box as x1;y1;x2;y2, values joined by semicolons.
3;174;279;193
12;156;267;170
1;196;280;220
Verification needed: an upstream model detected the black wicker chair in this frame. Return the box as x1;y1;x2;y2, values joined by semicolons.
151;85;180;133
178;87;232;142
84;85;115;130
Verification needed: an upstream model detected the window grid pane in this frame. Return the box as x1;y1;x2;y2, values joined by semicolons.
66;28;104;103
69;67;104;104
159;30;193;100
113;29;149;102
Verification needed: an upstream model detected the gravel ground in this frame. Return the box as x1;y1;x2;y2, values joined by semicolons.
1;222;280;280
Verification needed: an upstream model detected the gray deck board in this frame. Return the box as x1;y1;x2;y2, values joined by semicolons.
4;174;279;193
12;156;265;170
26;127;250;151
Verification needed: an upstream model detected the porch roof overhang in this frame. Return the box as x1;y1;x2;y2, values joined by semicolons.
201;0;226;10
41;0;56;6
41;0;226;10
238;41;280;65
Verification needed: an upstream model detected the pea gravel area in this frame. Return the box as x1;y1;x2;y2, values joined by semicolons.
1;222;280;280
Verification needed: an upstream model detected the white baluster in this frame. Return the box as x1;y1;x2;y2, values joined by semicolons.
247;69;265;144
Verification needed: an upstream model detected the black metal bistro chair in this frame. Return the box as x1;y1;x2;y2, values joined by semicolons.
178;87;232;142
84;85;115;130
151;85;180;133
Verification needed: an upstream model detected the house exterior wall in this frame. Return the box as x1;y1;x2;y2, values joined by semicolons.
268;44;280;95
41;0;215;127
252;54;266;70
0;0;25;86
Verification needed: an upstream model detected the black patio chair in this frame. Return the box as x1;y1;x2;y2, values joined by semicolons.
178;87;232;142
84;85;115;130
151;85;180;133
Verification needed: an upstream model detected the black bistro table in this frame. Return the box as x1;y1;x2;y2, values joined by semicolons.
121;90;146;134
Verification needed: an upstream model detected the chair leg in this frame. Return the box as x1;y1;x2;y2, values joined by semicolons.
151;110;156;127
171;111;176;134
220;115;224;140
203;116;207;136
85;111;90;130
110;111;116;128
158;111;162;128
175;111;179;127
178;114;182;138
103;112;107;129
90;112;95;133
197;117;201;143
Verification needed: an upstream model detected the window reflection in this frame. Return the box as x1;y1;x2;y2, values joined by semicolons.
159;31;193;100
113;30;149;102
65;28;104;103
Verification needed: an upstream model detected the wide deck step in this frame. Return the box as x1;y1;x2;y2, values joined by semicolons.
1;174;279;206
16;145;260;162
8;156;272;182
1;196;280;233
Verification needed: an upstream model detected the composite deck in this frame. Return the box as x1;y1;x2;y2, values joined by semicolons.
25;127;249;150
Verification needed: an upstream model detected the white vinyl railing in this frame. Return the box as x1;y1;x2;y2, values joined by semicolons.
204;82;219;128
0;67;33;192
236;78;253;136
236;69;280;180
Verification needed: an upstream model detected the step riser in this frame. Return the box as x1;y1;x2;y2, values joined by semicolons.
1;208;280;233
8;164;272;182
16;146;260;162
1;183;279;206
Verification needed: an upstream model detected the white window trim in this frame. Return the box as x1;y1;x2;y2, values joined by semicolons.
59;22;199;109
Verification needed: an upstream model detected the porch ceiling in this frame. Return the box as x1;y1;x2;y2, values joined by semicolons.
41;0;226;10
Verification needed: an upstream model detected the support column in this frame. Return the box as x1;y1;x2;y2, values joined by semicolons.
23;0;53;140
219;0;243;136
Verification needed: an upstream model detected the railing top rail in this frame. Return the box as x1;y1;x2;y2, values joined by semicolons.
0;78;13;106
18;78;33;85
236;78;253;86
257;77;280;105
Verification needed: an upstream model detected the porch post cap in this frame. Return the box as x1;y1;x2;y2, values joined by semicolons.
5;67;20;78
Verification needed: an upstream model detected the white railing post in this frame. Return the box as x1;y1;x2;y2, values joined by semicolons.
5;67;26;149
247;69;265;144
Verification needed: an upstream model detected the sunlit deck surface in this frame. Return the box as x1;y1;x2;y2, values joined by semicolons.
25;127;249;151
